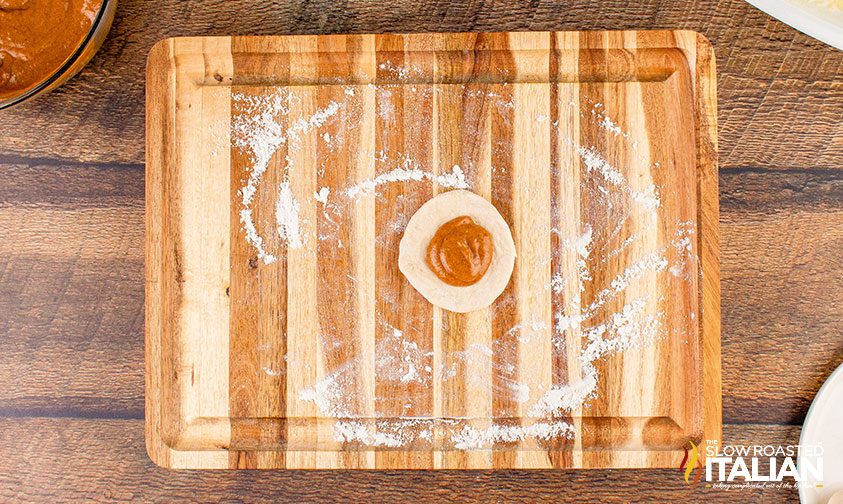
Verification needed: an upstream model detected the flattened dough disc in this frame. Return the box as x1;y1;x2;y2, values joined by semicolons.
398;189;516;313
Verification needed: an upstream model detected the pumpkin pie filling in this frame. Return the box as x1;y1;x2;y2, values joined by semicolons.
0;0;102;100
425;215;494;287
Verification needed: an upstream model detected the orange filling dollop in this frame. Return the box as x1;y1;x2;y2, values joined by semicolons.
426;216;493;287
0;0;102;100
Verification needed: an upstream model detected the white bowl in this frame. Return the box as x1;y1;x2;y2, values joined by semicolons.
799;362;843;503
745;0;843;50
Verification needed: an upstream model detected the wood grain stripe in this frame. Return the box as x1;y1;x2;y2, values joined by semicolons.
373;34;435;469
511;77;553;468
145;38;174;469
282;34;321;470
227;37;292;468
489;86;518;471
314;35;368;468
547;31;576;469
432;82;467;468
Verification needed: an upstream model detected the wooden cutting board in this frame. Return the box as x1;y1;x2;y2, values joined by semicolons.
145;31;720;469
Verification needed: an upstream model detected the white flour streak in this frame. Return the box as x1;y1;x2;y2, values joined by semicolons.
301;328;433;417
598;114;624;136
239;208;276;264
529;371;597;416
232;93;291;203
534;297;662;416
587;100;657;166
603;232;639;261
576;258;593;287
561;225;593;259
435;165;470;189
232;92;293;263
572;250;667;326
375;327;431;384
314;186;330;205
509;382;531;403
401;363;420;383
299;369;356;418
550;225;600;340
554;248;668;349
334;421;406;447
275;182;303;249
289;101;341;142
451;421;574;450
582;250;668;316
577;145;625;186
608;252;668;293
505;320;547;343
670;221;696;278
583;298;661;356
570;138;661;215
555;311;586;335
674;236;693;252
232;91;342;262
631;184;661;212
334;419;440;447
590;101;632;141
550;273;566;294
673;221;695;253
345;162;469;199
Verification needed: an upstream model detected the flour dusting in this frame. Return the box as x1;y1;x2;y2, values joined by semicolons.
576;145;625;186
670;221;697;278
231;91;342;262
275;181;303;249
509;382;531;403
563;225;593;258
375;327;431;384
535;297;662;416
631;184;661;212
224;83;697;452
452;421;575;450
239;208;276;264
345;158;469;199
314;187;330;205
299;362;360;418
334;421;407;447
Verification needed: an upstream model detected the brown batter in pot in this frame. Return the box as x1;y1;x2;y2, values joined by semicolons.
0;0;102;100
426;215;494;287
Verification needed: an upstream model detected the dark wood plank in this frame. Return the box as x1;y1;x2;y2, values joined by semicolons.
720;169;843;424
0;163;144;418
0;418;801;502
0;0;840;169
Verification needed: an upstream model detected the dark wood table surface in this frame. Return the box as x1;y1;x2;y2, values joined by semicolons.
1;0;841;501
